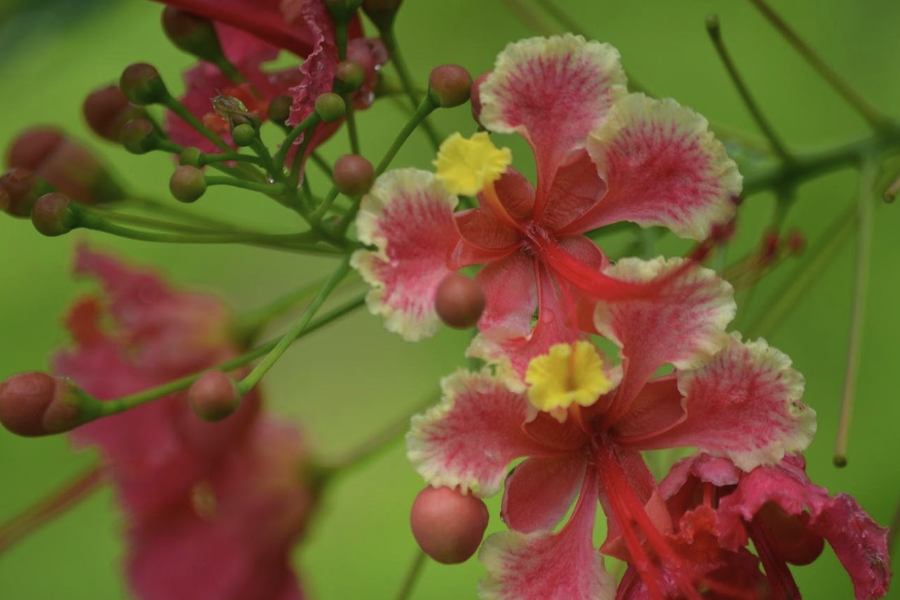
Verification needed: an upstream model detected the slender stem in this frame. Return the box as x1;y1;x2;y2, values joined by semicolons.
706;15;792;161
92;210;216;233
310;151;333;180
204;176;285;195
201;152;264;166
746;0;892;131
834;156;877;467
238;259;352;393
376;97;438;176
274;112;322;166
344;99;361;155
394;550;428;600
162;93;233;154
92;295;365;418
310;186;341;223
533;0;587;37
0;466;104;556
212;56;245;84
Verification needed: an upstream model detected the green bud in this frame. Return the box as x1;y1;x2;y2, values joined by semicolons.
231;123;257;147
169;166;207;203
31;193;78;236
161;7;227;64
179;147;203;167
428;64;473;108
315;93;346;123
120;119;159;154
119;63;169;105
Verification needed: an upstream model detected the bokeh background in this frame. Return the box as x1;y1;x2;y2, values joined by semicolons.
1;0;899;598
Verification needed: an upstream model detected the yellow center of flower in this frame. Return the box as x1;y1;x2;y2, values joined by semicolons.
433;132;512;196
525;341;612;418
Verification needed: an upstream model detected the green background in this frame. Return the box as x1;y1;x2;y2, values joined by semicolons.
1;0;899;598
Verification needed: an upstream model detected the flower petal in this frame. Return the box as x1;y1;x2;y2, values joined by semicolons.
476;251;537;334
501;454;589;533
558;94;740;239
407;370;545;497
632;337;816;471
480;467;614;600
540;149;608;232
352;169;463;341
478;34;626;219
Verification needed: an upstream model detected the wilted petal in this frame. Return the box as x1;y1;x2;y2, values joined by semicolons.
352;169;464;341
479;34;626;218
501;453;589;533
559;94;740;239
407;370;545;497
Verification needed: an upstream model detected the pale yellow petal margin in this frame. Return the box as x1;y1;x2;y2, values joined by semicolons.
479;34;627;134
588;93;742;240
351;168;458;342
594;257;736;369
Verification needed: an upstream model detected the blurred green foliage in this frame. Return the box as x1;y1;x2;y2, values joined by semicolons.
0;0;898;598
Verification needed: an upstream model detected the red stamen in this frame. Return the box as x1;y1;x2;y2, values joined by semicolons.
748;520;803;600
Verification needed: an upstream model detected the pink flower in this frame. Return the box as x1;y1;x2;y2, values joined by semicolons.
353;34;740;379
408;270;816;600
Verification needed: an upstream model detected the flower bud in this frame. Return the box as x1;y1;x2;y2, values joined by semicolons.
179;147;203;167
120;118;160;154
315;93;346;123
361;0;402;31
428;65;473;108
0;168;53;217
6;127;126;204
188;371;240;422
83;85;149;142
169;166;207;203
231;123;257;147
410;486;488;564
333;61;365;94
435;273;485;329
470;72;489;127
325;0;363;23
268;95;293;125
333;154;374;196
31;193;78;236
119;63;169;105
0;372;84;437
161;7;226;64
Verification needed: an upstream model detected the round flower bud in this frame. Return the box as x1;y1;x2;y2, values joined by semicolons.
83;85;148;142
179;147;203;167
268;95;293;125
161;7;226;63
361;0;402;30
435;273;485;329
31;193;78;236
410;486;488;564
469;72;489;127
119;63;169;105
231;123;257;147
0;168;51;217
334;61;365;94
324;0;363;23
5;127;64;170
188;371;240;422
169;166;207;203
333;154;374;196
0;372;84;437
428;65;473;108
315;93;346;123
120;118;159;154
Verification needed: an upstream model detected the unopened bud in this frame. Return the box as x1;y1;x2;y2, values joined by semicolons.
428;65;473;108
410;486;488;564
325;0;363;23
268;95;292;125
31;193;78;236
162;7;226;64
0;168;52;217
315;93;346;123
83;85;148;142
188;371;240;422
169;166;207;203
334;61;365;94
435;273;485;329
120;118;160;154
6;127;126;204
231;123;256;147
333;154;374;196
179;147;203;167
119;63;169;105
361;0;402;31
470;72;489;127
0;372;84;436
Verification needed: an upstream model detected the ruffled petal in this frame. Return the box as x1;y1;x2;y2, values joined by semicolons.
352;169;463;341
632;337;816;471
540;149;607;232
558;94;741;239
407;370;546;497
478;34;626;219
501;453;589;533
480;467;614;600
476;252;536;334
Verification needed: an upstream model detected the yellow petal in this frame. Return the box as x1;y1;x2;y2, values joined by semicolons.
433;132;512;196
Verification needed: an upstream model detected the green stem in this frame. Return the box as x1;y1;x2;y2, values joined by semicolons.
201;152;265;166
237;259;353;393
833;156;877;467
376;97;439;176
161;92;233;154
344;99;361;155
394;550;427;600
204;175;285;195
274;112;322;166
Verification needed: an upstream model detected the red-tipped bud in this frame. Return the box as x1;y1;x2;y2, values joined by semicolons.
315;93;346;123
361;0;402;30
469;72;489;127
31;193;78;236
179;147;203;167
7;127;126;204
268;95;293;125
231;123;257;147
786;228;805;255
169;166;207;203
83;85;148;142
0;372;84;436
428;65;473;108
120;118;159;154
435;273;485;329
161;7;226;63
410;486;488;564
0;168;53;217
334;61;365;94
119;63;169;105
333;154;374;196
188;371;240;422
